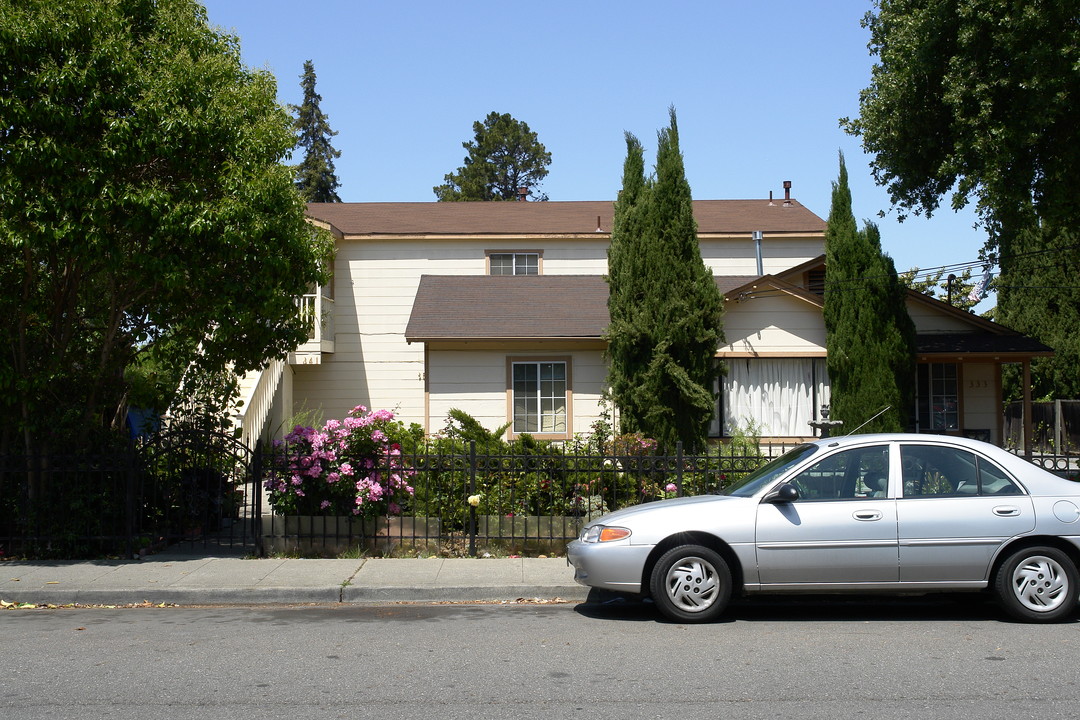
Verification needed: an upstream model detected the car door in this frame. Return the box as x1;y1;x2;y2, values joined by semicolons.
756;444;900;585
896;443;1035;583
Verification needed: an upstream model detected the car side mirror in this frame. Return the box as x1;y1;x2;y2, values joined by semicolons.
764;482;799;504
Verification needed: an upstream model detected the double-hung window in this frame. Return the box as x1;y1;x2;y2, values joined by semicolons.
489;252;539;275
916;363;959;432
511;360;567;435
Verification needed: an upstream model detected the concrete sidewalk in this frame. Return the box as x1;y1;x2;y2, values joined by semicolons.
0;556;588;607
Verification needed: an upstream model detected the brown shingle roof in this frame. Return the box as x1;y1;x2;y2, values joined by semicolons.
407;276;1054;360
406;275;611;341
406;275;758;341
308;200;825;236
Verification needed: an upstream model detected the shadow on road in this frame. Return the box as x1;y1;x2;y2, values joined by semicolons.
572;589;1065;624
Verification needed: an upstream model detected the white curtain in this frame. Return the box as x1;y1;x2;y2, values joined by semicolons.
722;358;830;436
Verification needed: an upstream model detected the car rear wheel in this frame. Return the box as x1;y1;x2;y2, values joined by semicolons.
994;546;1079;623
650;545;732;623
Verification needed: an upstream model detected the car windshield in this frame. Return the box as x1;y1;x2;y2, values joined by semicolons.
723;444;819;497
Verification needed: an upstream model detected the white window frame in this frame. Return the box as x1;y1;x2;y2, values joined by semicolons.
507;357;571;439
487;251;541;276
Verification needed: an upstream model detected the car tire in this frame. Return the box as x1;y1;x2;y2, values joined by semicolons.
650;544;732;623
994;545;1079;623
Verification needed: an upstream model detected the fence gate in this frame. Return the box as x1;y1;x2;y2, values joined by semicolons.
136;427;260;556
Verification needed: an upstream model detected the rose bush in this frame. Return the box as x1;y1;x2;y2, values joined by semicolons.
265;406;416;517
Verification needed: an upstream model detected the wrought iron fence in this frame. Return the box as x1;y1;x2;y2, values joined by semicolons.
0;428;261;560
258;441;789;557
0;438;795;559
12;433;1080;560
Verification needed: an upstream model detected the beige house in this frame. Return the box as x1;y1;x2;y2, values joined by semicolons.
235;195;1048;451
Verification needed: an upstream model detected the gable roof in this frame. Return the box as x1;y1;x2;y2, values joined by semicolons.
307;200;826;237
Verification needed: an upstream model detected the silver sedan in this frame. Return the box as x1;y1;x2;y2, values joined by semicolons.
567;433;1080;622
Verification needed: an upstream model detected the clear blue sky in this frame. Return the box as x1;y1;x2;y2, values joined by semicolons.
201;0;991;305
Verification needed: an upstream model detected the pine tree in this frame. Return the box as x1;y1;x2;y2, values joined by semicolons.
434;112;551;201
823;153;916;433
291;60;341;203
605;108;724;451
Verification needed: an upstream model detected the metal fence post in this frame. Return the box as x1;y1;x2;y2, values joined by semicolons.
676;441;684;495
252;444;264;557
468;440;477;558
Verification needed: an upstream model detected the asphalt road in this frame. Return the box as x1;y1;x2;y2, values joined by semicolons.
4;595;1080;719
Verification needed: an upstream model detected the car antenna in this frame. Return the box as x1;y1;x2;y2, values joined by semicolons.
846;406;891;435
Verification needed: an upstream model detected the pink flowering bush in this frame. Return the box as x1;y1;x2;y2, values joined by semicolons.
265;406;417;517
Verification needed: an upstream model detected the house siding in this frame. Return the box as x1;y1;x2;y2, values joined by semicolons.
425;348;607;438
718;294;827;356
261;202;1039;447
291;236;619;426
961;362;1001;443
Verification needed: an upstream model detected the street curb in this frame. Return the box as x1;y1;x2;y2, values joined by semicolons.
1;586;590;607
341;585;589;603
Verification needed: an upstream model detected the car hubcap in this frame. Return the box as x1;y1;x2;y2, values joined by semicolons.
1012;555;1069;613
665;556;719;613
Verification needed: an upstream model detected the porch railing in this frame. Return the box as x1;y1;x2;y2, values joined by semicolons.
237;358;285;451
296;292;334;351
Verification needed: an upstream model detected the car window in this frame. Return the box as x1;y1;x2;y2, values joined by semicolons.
977;456;1024;495
787;445;889;501
900;445;1021;497
725;444;819;497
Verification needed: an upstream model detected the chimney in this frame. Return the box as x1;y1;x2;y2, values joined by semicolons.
783;180;792;207
517;187;528;202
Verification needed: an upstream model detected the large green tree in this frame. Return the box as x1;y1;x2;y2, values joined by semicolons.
605;109;724;452
433;112;551;201
843;0;1080;399
0;0;334;452
291;60;342;203
823;154;916;433
998;222;1080;400
842;0;1080;251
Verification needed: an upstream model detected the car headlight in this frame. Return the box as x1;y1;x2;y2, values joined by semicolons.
581;525;632;543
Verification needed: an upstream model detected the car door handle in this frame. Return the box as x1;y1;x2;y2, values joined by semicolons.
853;510;882;521
993;506;1021;517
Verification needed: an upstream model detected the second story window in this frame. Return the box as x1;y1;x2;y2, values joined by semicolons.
488;252;539;275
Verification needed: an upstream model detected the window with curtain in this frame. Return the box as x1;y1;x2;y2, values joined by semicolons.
719;358;830;437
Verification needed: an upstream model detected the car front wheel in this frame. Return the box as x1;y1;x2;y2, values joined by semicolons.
650;544;732;623
994;545;1079;623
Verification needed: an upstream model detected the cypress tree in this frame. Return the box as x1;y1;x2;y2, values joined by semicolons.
605;133;650;435
292;60;342;203
605;108;724;451
823;153;916;432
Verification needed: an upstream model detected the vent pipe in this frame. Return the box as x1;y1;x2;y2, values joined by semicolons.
752;231;764;275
